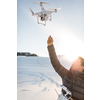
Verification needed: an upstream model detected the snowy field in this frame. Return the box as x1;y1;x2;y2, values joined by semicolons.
17;56;72;100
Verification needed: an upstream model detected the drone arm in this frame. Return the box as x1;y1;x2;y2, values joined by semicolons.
49;11;55;13
29;8;34;15
40;5;44;10
45;20;46;26
50;14;52;21
37;16;39;24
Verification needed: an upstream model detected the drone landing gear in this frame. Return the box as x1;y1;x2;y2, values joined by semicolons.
38;21;46;26
49;14;52;21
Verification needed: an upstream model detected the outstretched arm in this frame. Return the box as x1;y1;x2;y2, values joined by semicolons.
47;35;68;79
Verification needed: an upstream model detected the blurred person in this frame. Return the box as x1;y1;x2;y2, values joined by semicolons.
47;35;84;100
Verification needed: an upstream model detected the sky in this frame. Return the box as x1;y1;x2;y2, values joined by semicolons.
17;0;84;60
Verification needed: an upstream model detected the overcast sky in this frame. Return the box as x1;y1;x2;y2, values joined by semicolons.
17;0;84;58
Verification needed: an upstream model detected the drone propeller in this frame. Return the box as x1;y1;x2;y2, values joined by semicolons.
29;8;34;15
29;8;33;13
33;2;49;5
57;7;63;10
48;7;63;11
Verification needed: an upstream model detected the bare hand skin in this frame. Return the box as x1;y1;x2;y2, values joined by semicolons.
69;97;73;100
47;35;54;46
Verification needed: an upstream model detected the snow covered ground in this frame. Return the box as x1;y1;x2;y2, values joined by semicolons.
17;56;72;100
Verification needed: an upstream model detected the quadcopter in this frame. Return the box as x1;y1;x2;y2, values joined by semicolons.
29;2;62;26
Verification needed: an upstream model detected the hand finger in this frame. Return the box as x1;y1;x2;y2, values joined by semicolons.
50;36;53;40
48;37;51;42
48;35;51;39
48;36;52;41
48;35;53;43
69;97;72;100
48;36;51;40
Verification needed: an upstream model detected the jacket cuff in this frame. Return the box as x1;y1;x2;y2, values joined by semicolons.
47;44;53;48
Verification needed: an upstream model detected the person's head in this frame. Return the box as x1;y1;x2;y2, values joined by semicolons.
71;56;84;72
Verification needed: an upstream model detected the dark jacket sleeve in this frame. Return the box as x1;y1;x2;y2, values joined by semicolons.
47;44;68;79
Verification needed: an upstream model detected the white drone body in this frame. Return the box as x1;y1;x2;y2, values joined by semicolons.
29;2;62;26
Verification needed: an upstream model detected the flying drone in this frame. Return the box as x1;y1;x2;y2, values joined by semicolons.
29;2;62;26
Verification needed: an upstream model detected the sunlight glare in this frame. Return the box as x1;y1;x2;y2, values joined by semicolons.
64;52;78;62
42;19;84;61
57;34;84;62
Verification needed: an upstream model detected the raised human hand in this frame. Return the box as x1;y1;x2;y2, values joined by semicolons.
47;35;54;46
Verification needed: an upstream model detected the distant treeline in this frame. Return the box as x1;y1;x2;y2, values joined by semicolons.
17;52;38;57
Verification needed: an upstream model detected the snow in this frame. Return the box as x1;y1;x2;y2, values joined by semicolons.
17;56;72;100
